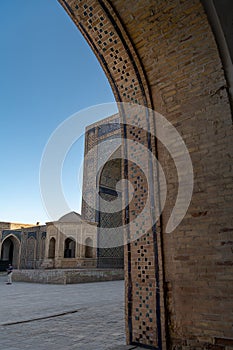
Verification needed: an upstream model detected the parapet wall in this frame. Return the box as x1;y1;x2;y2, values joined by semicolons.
13;268;124;285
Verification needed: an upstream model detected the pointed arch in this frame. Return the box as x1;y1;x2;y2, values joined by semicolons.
1;234;21;268
85;237;94;258
64;237;76;258
48;237;56;259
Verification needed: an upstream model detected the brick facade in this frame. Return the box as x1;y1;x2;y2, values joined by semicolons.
59;0;233;348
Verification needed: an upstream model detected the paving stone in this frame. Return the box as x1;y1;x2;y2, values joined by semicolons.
0;276;126;350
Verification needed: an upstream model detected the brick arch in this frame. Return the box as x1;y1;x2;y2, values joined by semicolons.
58;0;152;107
57;1;233;350
1;234;21;268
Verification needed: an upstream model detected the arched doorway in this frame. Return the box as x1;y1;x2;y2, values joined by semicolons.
1;235;21;268
64;237;76;258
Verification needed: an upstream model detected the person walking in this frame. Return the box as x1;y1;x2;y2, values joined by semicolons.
6;264;13;285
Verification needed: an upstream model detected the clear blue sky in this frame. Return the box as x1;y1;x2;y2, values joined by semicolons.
0;0;115;224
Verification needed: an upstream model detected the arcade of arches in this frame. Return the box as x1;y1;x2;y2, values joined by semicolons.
58;0;233;349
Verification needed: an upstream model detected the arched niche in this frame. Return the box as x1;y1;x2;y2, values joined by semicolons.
48;237;56;259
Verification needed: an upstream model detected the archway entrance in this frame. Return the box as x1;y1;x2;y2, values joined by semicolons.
0;0;230;348
1;235;20;268
57;0;233;348
64;237;76;258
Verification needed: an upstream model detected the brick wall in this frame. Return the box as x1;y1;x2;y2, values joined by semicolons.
13;268;124;284
113;1;233;348
58;1;233;349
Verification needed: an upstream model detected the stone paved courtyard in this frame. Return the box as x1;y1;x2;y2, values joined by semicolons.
0;275;127;350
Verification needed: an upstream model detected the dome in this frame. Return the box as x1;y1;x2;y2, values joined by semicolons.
58;211;82;223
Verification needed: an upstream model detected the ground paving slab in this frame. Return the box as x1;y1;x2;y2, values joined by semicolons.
0;276;126;350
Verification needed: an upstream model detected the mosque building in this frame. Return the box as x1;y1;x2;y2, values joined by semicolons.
0;114;123;271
